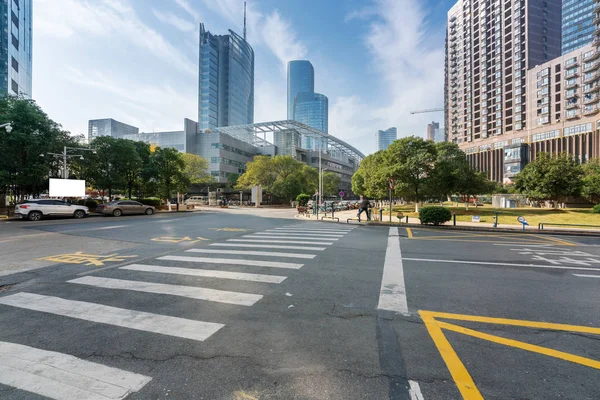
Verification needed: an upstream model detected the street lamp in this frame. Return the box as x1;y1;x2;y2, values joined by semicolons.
40;146;96;179
0;123;13;133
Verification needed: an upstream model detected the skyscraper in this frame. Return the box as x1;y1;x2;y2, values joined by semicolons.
294;92;328;150
445;0;561;147
427;122;440;142
0;0;32;98
198;23;254;131
377;127;397;151
562;0;594;54
88;119;139;142
287;60;315;119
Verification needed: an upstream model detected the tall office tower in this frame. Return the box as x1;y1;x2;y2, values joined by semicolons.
445;0;561;148
88;119;139;142
0;0;32;98
287;60;315;119
376;127;397;151
294;92;328;150
562;0;594;54
198;23;254;131
427;122;440;141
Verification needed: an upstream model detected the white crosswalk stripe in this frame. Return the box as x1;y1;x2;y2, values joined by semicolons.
274;227;353;233
227;238;335;245
186;248;316;259
242;235;339;241
210;243;326;251
0;341;151;400
120;263;287;283
68;276;263;306
257;231;345;237
157;255;304;269
0;292;224;341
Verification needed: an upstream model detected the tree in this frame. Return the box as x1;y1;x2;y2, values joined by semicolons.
582;159;600;204
181;153;212;185
351;151;388;199
322;171;341;197
386;137;437;211
115;140;142;200
235;155;276;190
514;152;583;205
428;142;471;201
151;147;188;203
80;136;131;200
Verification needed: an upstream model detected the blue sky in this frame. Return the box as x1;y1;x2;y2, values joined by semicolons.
33;0;455;155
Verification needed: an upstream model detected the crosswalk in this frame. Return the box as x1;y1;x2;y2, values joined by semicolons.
0;222;355;399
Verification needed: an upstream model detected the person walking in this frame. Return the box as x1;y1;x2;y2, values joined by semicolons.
357;195;371;222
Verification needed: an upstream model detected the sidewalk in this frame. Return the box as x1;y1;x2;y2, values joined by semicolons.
300;209;600;236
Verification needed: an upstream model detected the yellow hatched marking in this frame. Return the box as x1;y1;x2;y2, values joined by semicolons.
37;252;137;267
406;228;413;238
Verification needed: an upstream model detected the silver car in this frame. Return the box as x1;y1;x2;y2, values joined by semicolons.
15;199;89;221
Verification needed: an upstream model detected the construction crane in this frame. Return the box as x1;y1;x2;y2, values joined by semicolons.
410;108;443;114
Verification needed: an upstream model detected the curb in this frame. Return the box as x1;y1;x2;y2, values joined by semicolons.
296;214;600;237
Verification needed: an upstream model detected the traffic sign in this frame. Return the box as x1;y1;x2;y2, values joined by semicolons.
339;191;345;198
388;177;395;190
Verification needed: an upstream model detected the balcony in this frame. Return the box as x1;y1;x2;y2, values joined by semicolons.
565;69;580;78
584;85;599;94
565;81;579;90
584;72;599;84
584;51;599;61
565;100;579;109
584;93;598;104
584;105;599;115
583;61;600;72
566;112;581;120
565;91;578;99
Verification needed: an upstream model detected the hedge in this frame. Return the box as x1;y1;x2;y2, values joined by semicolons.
593;204;600;214
138;198;162;208
419;206;452;226
77;199;98;210
296;193;311;206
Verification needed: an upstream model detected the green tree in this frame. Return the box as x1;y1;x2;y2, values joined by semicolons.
322;171;341;196
428;142;471;201
581;159;600;203
514;152;583;205
181;153;213;185
351;151;388;199
386;137;437;211
79;136;130;200
235;155;276;190
151;147;189;203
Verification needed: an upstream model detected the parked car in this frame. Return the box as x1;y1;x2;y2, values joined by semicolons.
15;199;89;221
96;200;155;217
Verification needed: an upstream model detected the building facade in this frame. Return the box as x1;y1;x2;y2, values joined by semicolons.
446;0;561;148
0;0;32;98
562;0;594;54
427;122;440;141
287;60;314;120
377;127;397;151
88;119;139;142
294;92;328;150
198;23;254;131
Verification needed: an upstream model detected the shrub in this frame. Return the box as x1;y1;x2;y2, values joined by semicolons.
77;199;98;210
296;193;311;207
593;204;600;214
139;198;162;208
419;206;452;226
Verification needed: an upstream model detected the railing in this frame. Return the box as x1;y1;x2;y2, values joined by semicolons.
538;222;600;230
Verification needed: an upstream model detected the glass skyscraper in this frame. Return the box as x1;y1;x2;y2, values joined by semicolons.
562;0;594;54
0;0;32;98
377;127;397;151
88;119;139;142
294;92;328;150
287;60;314;119
198;23;254;131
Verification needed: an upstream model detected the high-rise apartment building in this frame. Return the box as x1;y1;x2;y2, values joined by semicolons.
427;122;440;141
562;0;594;54
377;127;397;151
198;23;254;131
88;119;139;142
446;0;561;148
0;0;32;98
287;60;315;120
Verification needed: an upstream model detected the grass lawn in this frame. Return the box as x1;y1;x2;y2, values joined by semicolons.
378;204;600;227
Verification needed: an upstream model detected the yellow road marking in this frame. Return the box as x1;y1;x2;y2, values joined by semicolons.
420;311;483;399
406;228;413;238
407;237;552;245
532;234;578;247
420;310;600;399
37;252;137;267
438;320;600;370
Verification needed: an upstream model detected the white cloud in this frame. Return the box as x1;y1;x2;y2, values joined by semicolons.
261;11;307;72
175;0;202;22
152;9;196;32
34;0;196;76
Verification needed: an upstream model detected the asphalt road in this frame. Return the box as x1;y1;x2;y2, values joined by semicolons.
0;209;599;399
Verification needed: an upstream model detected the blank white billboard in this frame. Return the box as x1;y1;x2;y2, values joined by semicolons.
49;179;86;197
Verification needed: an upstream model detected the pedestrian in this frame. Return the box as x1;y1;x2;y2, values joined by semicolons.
357;195;371;222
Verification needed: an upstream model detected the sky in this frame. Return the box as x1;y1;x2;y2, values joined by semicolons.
33;0;456;155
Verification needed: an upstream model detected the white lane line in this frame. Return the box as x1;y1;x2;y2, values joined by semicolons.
157;255;304;269
186;248;316;259
242;235;339;241
573;274;600;279
227;239;334;245
91;225;129;231
409;380;425;400
402;257;600;272
120;264;287;283
0;292;224;341
68;276;262;306
274;228;352;233
211;243;326;251
377;227;409;315
0;341;151;400
260;231;345;237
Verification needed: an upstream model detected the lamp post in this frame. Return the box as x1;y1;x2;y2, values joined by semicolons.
0;123;13;133
40;146;96;179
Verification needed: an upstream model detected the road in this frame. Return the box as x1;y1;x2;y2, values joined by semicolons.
0;208;599;399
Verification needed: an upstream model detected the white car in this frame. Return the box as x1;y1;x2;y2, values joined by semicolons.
15;199;89;221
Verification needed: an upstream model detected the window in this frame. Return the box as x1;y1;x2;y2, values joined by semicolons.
11;10;18;29
564;123;592;137
532;129;559;142
11;79;18;94
11;34;18;50
11;56;18;72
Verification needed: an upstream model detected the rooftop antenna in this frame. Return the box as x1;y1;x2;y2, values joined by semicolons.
243;1;247;41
